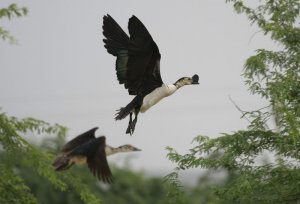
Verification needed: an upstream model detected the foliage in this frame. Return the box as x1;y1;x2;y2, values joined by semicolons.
163;168;192;204
166;0;300;203
0;110;104;204
0;3;28;44
0;3;106;203
1;135;197;204
0;165;37;204
1;110;204;204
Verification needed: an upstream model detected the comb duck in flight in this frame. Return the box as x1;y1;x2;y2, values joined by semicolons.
52;127;141;183
102;15;199;135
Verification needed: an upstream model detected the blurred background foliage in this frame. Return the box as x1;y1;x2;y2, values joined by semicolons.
167;0;300;203
1;0;299;203
0;2;221;204
0;127;227;204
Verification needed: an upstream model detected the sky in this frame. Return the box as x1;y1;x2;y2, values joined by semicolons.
0;0;276;183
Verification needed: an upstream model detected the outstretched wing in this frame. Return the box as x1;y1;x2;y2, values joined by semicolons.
62;127;98;153
102;15;163;96
69;136;113;183
126;15;163;95
103;15;129;86
102;14;129;56
86;137;114;183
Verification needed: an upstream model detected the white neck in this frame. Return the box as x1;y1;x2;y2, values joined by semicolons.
174;81;187;89
166;84;178;95
105;145;125;156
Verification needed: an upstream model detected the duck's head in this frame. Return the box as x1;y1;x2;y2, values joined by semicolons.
117;144;141;152
174;74;199;88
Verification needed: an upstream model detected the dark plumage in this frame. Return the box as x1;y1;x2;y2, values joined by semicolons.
103;15;199;135
53;127;141;183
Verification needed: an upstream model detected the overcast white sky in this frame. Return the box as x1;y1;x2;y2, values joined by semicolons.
0;0;275;182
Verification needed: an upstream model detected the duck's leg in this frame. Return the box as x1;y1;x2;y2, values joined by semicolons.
126;112;133;134
125;108;140;135
130;110;139;134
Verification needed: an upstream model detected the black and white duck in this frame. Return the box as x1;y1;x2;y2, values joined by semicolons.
102;15;199;135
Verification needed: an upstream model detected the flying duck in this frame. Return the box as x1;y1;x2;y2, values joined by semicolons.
102;15;199;135
52;127;141;183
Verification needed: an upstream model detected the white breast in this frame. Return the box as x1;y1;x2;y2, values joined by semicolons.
70;155;87;165
140;84;177;113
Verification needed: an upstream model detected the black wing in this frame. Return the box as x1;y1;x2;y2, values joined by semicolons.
103;15;130;85
86;137;114;183
127;15;163;95
102;14;129;56
102;15;163;96
62;127;98;153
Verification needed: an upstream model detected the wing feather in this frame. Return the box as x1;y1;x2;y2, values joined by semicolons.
86;137;114;183
126;15;163;95
102;14;129;56
102;15;164;96
62;127;98;153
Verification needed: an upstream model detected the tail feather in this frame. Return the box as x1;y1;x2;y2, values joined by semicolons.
52;155;72;171
115;96;143;120
115;107;131;120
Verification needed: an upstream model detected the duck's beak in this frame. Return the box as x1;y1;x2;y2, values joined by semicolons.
133;147;141;151
191;74;199;84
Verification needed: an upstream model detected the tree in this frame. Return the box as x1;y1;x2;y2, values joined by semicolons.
0;111;105;204
2;135;196;204
0;3;27;44
0;4;194;204
0;4;102;203
167;0;300;203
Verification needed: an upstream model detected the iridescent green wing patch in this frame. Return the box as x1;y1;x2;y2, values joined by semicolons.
116;50;128;84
